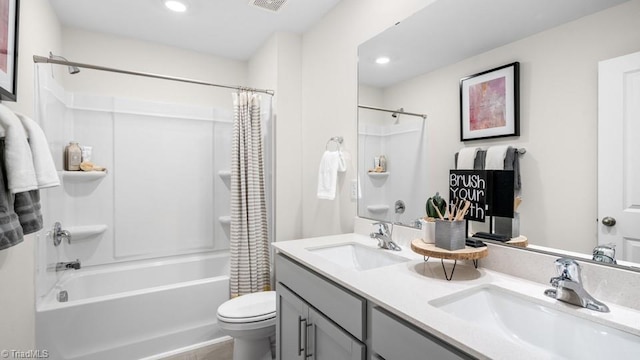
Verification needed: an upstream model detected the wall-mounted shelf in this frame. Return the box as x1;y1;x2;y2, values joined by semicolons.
218;170;231;181
367;172;389;178
67;224;108;242
60;171;107;181
367;205;389;213
218;216;231;225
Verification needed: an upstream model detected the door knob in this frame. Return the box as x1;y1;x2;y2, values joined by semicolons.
602;217;616;227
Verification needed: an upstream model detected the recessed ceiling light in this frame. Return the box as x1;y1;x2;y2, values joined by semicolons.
375;57;390;65
164;0;187;12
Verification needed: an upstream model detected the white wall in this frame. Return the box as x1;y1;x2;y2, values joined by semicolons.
301;0;434;237
60;27;247;109
380;0;640;253
249;32;303;242
0;0;62;351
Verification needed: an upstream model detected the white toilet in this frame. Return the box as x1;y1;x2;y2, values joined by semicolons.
217;291;276;360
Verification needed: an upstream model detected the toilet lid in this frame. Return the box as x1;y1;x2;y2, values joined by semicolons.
217;291;276;323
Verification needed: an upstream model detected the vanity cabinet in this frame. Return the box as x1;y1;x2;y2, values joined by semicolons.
276;254;366;360
275;253;473;360
277;284;365;360
371;307;472;360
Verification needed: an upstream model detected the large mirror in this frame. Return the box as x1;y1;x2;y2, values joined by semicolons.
357;0;640;268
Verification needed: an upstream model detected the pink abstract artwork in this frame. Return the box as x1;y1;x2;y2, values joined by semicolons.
469;77;506;130
0;0;8;72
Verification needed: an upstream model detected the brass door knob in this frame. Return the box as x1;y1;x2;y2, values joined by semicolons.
602;217;617;227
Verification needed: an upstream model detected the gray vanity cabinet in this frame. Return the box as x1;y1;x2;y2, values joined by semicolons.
276;254;366;360
371;307;471;360
275;253;472;360
277;282;365;360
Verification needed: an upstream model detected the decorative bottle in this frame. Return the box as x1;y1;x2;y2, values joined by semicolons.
64;141;82;171
379;155;387;172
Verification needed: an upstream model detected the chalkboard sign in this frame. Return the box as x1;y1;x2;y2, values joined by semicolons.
449;170;515;222
449;170;487;222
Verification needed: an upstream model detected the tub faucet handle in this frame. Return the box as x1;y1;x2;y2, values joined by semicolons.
53;222;72;246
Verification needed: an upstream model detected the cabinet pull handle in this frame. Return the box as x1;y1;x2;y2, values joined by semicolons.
304;320;312;358
298;316;306;356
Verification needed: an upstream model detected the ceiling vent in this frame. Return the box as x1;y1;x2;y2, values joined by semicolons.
249;0;287;13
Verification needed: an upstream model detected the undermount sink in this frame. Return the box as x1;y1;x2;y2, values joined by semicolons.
430;285;640;359
306;242;410;271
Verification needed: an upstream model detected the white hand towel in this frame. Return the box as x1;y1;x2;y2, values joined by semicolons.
457;147;480;169
317;150;346;200
16;113;60;189
0;104;38;194
485;145;510;170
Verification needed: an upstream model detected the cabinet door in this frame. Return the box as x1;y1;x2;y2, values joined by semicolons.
371;307;471;360
277;284;307;360
307;307;365;360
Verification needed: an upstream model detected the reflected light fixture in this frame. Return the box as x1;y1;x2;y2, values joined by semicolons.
164;0;188;12
375;56;390;65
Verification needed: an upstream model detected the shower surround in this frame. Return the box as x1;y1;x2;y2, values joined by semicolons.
33;64;239;359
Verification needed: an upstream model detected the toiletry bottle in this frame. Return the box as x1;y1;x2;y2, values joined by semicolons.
379;155;387;172
64;141;82;171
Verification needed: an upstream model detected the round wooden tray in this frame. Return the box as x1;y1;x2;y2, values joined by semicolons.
410;239;488;261
506;235;528;248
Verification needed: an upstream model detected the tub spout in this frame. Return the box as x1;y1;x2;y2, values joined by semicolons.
55;259;81;272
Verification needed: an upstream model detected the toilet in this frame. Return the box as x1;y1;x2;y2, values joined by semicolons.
217;291;276;360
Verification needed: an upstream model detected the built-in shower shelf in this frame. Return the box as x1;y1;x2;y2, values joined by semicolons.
367;205;389;213
367;172;389;178
67;224;108;242
218;216;231;226
60;171;107;181
218;170;231;180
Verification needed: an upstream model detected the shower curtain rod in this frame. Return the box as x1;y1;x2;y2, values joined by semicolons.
358;104;427;119
33;55;275;96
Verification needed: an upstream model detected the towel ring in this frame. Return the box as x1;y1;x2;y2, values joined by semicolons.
326;136;343;151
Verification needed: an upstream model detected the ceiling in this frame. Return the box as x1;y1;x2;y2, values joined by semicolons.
358;0;629;88
49;0;342;60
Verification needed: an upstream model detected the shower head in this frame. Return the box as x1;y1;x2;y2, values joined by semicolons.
49;52;80;74
391;108;403;122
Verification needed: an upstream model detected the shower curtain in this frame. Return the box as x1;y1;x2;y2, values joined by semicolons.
229;91;271;297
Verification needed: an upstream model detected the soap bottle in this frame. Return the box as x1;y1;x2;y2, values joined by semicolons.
379;155;387;172
64;141;82;171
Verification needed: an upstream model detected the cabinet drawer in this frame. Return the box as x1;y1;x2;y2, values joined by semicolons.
371;307;473;360
276;254;366;340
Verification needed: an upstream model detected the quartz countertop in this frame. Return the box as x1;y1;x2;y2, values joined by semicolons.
272;233;640;360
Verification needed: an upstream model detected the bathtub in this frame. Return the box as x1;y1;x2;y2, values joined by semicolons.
36;252;230;360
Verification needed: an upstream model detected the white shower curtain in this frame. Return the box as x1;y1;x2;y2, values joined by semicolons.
229;91;271;297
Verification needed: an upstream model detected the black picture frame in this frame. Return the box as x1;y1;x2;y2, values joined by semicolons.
460;62;519;141
0;0;19;102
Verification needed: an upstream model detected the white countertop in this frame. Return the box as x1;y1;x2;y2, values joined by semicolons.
272;233;640;360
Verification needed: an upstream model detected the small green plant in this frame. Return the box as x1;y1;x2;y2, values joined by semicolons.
426;192;447;219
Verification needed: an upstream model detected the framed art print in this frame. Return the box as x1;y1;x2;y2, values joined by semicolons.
0;0;18;101
460;62;519;141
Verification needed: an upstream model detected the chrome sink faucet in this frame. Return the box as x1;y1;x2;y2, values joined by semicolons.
55;259;81;272
544;258;609;312
370;222;401;251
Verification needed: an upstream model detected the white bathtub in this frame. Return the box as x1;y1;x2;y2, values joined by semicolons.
36;252;230;360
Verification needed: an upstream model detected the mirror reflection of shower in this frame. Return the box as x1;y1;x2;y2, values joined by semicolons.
394;199;405;224
357;104;428;228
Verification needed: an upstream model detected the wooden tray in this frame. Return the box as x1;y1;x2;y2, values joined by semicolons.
506;235;528;248
410;239;488;261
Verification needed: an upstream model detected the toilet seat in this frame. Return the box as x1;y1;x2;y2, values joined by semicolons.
217;291;276;324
